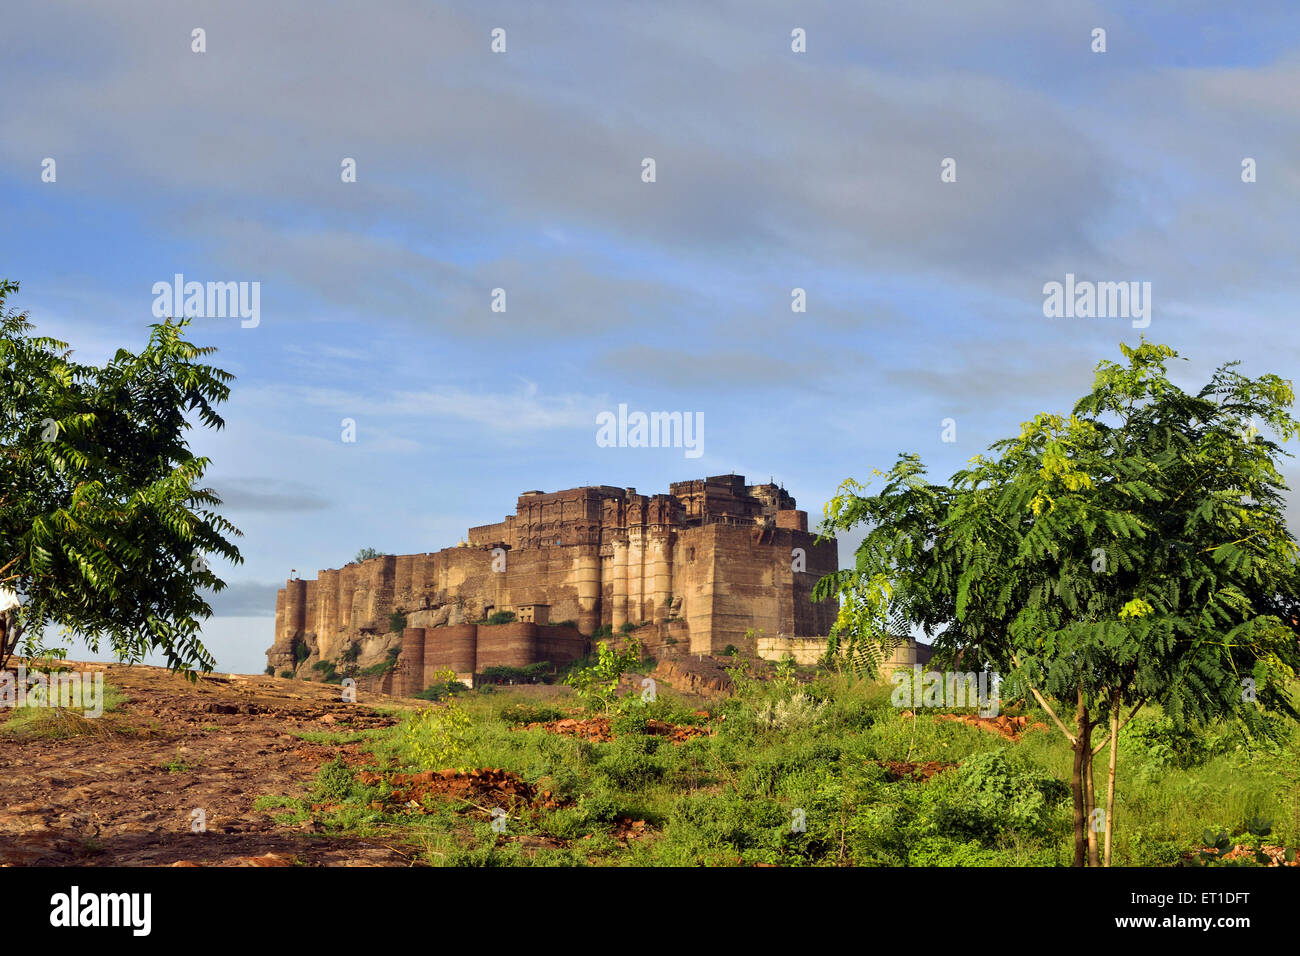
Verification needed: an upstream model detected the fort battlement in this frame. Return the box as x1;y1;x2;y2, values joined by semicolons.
265;475;838;693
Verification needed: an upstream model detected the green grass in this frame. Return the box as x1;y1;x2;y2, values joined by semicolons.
256;667;1300;867
162;748;202;773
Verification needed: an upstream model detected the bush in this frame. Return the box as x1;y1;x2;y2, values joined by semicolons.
414;679;463;702
279;670;294;678
922;750;1069;842
775;653;798;681
479;662;552;685
611;694;708;733
486;610;517;626
595;735;667;789
359;651;400;677
754;692;826;731
410;665;464;703
401;700;473;770
907;836;1003;867
500;703;566;726
1121;714;1233;770
294;641;310;664
663;791;793;864
389;611;408;634
264;665;275;676
565;639;643;713
312;757;367;805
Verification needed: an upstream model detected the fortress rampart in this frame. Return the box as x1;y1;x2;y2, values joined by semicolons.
266;475;839;694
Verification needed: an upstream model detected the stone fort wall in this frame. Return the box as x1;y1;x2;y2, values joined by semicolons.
266;475;839;692
361;623;588;696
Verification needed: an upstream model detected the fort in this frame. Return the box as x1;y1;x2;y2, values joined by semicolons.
265;474;839;696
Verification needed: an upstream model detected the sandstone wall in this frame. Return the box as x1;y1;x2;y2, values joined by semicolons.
756;635;933;669
384;623;587;697
266;475;839;676
671;523;838;655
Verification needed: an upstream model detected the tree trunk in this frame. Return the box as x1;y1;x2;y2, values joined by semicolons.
1104;699;1120;867
1070;690;1087;867
1077;695;1099;868
1085;735;1100;867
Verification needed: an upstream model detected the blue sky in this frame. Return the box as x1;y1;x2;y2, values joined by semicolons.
2;1;1298;673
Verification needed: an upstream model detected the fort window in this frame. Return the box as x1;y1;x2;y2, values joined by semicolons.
515;604;549;625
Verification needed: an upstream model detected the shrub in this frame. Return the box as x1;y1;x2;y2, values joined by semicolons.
524;661;553;681
414;679;463;702
565;639;643;713
486;610;517;626
923;750;1069;842
402;700;473;770
279;670;294;679
294;641;310;664
388;611;407;634
907;836;1002;867
595;735;667;789
499;703;566;726
663;791;792;864
312;757;367;804
1121;714;1233;770
754;692;826;731
775;653;798;681
360;651;400;677
479;662;552;685
612;694;707;729
410;665;464;703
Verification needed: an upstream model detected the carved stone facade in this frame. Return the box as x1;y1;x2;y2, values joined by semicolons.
266;475;838;694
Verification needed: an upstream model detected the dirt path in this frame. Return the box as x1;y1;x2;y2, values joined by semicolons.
0;662;424;866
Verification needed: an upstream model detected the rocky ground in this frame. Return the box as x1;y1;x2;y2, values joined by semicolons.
519;714;712;743
0;661;427;867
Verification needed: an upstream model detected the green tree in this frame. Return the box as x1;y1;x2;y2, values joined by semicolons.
353;547;383;563
816;341;1300;866
566;638;643;713
0;280;242;674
